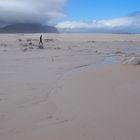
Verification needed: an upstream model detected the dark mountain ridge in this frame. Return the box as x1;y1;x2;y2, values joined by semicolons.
0;23;58;33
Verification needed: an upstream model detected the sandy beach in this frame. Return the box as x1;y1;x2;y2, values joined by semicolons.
0;33;140;140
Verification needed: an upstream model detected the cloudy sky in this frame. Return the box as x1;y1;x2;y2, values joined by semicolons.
0;0;140;33
0;0;66;26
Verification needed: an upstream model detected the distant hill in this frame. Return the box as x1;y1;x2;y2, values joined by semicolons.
0;23;58;33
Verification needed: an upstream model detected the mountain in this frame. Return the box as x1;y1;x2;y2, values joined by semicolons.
0;23;58;33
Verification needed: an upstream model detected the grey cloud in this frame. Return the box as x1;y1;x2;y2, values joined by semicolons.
0;0;66;27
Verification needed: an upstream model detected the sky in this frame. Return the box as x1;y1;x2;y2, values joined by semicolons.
0;0;140;33
65;0;140;20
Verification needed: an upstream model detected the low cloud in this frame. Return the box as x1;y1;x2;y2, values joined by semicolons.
56;12;140;33
0;0;66;27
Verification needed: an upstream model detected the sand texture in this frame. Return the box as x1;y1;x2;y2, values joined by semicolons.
0;33;140;140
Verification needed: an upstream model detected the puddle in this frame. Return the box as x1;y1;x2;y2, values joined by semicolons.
123;46;140;55
63;56;119;78
102;56;119;65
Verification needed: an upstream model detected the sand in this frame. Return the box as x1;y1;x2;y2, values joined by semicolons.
0;33;140;140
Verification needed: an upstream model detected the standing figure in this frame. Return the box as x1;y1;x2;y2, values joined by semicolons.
39;35;43;45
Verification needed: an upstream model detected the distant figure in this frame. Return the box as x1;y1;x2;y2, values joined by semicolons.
39;35;43;45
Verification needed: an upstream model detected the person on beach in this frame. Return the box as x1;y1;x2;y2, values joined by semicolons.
39;35;43;45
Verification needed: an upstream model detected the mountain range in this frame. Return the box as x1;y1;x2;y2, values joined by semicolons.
0;23;58;33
